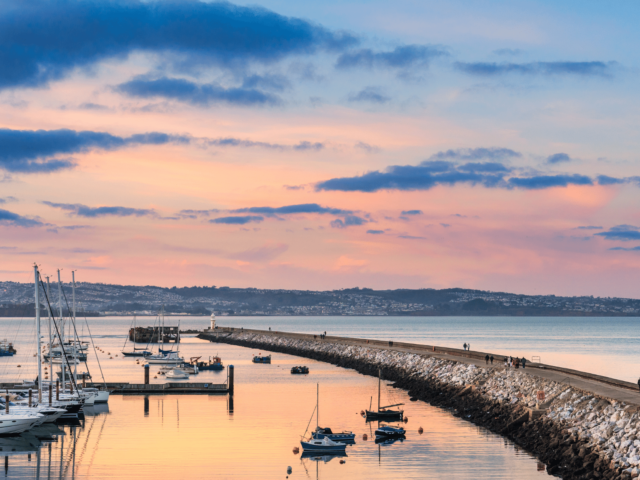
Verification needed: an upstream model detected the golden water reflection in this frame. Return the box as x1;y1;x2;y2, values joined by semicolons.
3;343;551;479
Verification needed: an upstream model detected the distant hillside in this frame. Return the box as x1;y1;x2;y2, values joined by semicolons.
0;282;638;317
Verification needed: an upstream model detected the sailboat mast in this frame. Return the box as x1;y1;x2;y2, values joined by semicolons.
46;277;53;392
57;269;65;391
378;368;381;411
317;383;319;429
72;271;77;388
34;265;43;403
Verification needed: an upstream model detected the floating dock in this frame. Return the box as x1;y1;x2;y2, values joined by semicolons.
94;364;234;395
97;382;230;395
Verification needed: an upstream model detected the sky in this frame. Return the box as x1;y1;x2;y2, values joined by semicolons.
1;0;640;297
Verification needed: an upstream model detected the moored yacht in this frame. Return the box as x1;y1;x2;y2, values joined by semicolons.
0;413;42;435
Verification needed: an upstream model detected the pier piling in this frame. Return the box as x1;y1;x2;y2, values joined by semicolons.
5;395;8;413
28;389;32;407
56;380;59;400
228;365;234;395
144;364;149;385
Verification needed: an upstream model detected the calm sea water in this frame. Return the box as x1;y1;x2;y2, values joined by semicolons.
0;314;632;478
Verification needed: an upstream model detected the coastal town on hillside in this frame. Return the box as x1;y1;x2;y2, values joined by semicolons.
0;281;638;317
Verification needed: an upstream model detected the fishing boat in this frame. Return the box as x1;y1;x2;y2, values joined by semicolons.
375;425;406;438
165;368;189;379
252;354;271;364
191;356;224;371
291;366;309;374
0;340;16;357
365;369;404;421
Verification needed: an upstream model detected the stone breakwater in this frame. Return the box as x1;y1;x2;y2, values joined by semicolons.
207;332;640;480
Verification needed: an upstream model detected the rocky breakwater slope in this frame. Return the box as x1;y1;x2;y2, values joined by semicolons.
210;332;640;479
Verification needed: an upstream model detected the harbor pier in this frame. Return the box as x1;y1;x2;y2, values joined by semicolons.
200;328;640;480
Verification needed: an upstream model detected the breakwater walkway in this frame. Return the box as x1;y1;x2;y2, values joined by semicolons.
204;327;640;406
201;328;640;480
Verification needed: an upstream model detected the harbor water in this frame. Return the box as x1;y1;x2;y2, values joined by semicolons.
0;315;635;478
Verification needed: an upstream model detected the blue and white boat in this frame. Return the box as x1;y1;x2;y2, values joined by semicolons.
302;384;354;453
0;340;16;357
252;354;271;364
312;427;356;443
301;436;347;453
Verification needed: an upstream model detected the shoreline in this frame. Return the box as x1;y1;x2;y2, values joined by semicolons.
201;328;640;480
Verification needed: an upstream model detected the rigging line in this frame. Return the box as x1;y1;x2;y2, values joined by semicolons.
300;405;317;440
38;277;79;392
59;284;92;379
122;317;134;351
82;314;107;387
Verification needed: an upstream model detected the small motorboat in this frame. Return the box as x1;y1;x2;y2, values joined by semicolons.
160;363;197;374
252;355;271;364
300;436;347;453
165;368;189;379
312;427;355;443
291;366;309;374
375;425;406;438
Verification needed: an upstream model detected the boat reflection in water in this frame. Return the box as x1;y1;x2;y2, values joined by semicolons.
300;451;348;462
0;402;110;479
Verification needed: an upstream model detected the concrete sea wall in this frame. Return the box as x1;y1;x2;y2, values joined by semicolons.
202;330;640;480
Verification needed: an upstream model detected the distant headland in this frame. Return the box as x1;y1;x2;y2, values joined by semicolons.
0;281;638;317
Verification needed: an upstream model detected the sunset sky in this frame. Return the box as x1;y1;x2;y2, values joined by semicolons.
2;0;640;296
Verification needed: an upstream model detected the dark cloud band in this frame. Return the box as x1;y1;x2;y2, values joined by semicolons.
0;0;357;90
0;128;189;173
42;201;156;218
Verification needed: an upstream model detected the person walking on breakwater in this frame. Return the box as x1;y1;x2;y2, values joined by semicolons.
637;377;640;392
463;343;467;351
485;354;489;365
521;357;527;369
490;355;494;365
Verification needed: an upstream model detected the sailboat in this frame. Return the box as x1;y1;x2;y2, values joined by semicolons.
364;369;404;420
311;384;355;443
122;316;151;357
301;385;349;453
